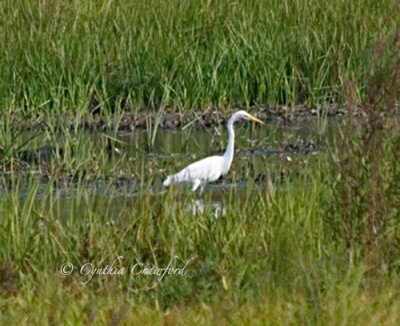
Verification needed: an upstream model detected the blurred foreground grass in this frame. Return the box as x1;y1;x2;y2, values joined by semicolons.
0;152;399;324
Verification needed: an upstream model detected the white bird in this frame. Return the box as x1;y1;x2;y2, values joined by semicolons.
163;110;264;193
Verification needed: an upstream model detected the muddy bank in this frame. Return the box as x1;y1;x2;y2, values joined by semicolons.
5;105;348;133
114;105;347;132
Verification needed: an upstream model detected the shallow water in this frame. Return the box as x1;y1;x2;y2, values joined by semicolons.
121;118;339;182
1;118;341;216
121;119;339;216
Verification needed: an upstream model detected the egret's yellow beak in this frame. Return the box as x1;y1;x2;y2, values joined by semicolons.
248;114;264;124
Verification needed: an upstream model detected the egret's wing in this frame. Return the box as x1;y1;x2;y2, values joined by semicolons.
169;155;223;184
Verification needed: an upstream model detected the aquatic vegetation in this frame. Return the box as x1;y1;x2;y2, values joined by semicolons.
0;0;399;324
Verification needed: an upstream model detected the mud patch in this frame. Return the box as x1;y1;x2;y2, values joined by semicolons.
113;105;348;132
0;262;18;296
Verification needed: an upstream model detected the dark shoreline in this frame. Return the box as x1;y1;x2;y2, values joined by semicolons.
5;105;352;134
106;105;348;132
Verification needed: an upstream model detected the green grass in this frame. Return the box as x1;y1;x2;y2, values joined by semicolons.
0;107;399;324
0;146;399;324
1;0;400;324
0;0;398;119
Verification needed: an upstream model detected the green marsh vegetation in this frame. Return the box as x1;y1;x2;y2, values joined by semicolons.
0;0;400;324
0;0;399;117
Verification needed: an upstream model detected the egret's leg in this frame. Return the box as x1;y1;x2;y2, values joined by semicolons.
192;179;201;191
199;184;205;194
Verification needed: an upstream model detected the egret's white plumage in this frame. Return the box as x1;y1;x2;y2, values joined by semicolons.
163;110;264;192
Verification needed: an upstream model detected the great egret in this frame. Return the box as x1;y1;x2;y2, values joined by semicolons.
163;110;264;192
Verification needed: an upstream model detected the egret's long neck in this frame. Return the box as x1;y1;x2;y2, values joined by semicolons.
223;118;235;166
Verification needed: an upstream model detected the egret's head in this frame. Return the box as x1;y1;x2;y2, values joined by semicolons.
233;110;264;124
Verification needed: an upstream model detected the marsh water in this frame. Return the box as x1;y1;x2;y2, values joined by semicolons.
121;117;339;186
4;118;342;217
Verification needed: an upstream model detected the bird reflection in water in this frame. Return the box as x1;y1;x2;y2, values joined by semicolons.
188;199;226;219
